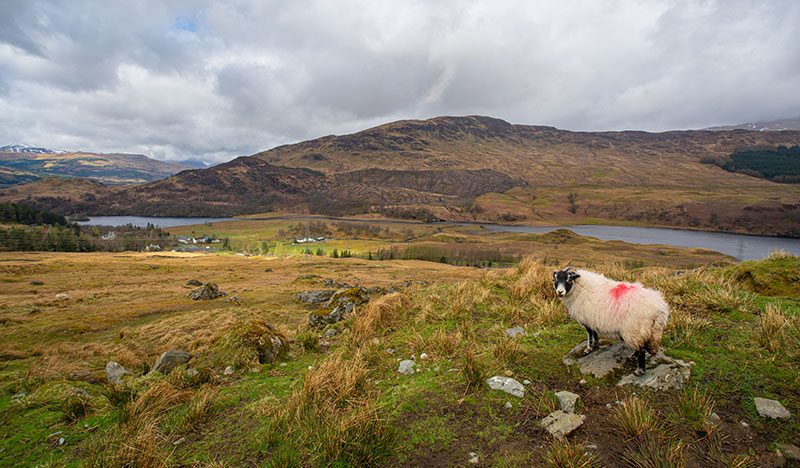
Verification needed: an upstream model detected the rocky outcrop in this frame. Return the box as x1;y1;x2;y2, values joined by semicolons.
308;287;370;327
187;283;227;300
563;340;692;390
294;290;336;306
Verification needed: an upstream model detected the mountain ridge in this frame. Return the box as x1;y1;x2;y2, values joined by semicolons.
2;115;800;236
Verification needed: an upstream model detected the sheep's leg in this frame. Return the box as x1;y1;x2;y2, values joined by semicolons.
634;349;647;376
583;326;597;355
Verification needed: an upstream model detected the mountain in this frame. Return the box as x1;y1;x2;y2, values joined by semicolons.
706;117;800;131
2;115;800;236
0;150;194;186
0;144;64;154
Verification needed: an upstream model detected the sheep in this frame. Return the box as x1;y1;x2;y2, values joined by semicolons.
552;266;669;375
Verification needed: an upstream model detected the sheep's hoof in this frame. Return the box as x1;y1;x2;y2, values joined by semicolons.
634;368;646;376
583;346;595;355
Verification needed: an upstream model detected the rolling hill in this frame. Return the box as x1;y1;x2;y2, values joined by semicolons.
0;150;194;187
2;115;800;236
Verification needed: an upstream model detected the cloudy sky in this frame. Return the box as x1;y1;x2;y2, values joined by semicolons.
1;1;798;163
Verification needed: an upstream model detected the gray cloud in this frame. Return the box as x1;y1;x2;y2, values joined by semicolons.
0;0;798;163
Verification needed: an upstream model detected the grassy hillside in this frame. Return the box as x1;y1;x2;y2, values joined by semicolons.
0;248;797;467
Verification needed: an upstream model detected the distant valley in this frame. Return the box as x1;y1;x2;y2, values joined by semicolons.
2;115;800;236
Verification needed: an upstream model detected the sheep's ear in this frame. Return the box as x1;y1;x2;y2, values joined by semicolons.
569;272;580;280
553;271;558;279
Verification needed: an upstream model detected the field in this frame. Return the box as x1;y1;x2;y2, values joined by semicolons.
0;226;798;467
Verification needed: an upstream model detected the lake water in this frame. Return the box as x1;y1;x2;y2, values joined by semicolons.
78;216;800;261
78;216;236;229
481;224;800;261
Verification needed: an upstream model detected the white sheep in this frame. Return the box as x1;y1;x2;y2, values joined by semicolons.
552;267;669;375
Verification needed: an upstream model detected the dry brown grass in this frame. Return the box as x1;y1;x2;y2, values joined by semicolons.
349;293;411;347
492;338;528;369
758;302;799;356
544;439;602;468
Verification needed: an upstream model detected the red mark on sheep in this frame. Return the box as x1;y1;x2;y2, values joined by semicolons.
610;282;638;304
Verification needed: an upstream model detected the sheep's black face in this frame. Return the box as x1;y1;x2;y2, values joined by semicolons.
553;268;580;297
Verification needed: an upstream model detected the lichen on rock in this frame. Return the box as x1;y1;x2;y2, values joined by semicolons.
308;287;370;327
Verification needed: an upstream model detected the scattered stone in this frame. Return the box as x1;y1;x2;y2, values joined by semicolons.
187;282;226;300
186;279;202;286
776;443;800;460
105;361;130;384
555;391;580;413
564;340;692;390
486;376;525;398
398;360;415;375
325;328;339;338
29;281;44;285
294;290;336;306
385;347;396;355
523;379;531;385
420;353;429;360
280;363;287;367
224;366;235;375
152;350;192;375
468;452;479;464
250;367;260;373
541;410;586;440
710;412;721;424
505;326;525;338
579;378;587;385
227;295;243;304
55;293;70;300
754;397;791;419
741;421;750;428
173;437;186;446
264;268;273;272
186;368;199;378
25;308;40;314
58;437;65;446
504;401;513;409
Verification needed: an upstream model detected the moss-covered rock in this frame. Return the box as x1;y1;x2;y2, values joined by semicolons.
187;282;227;300
722;253;800;297
211;321;289;366
308;287;370;327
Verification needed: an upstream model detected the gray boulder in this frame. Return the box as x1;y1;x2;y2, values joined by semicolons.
555;391;580;413
105;361;129;384
541;410;586;439
754;397;791;419
294;290;336;306
486;376;525;398
187;283;226;300
152;350;191;375
505;326;525;338
186;279;202;287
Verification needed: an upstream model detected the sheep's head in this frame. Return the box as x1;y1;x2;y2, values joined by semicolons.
553;267;580;297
